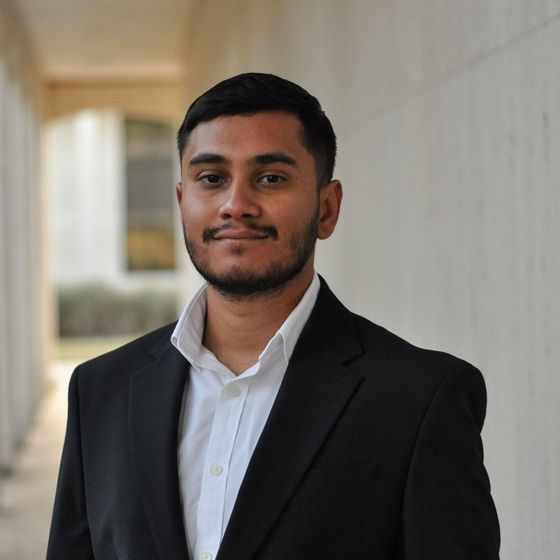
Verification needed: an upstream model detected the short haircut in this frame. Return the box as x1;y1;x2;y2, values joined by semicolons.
177;73;337;186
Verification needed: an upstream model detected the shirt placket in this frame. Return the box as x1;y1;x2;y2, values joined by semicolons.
195;378;248;560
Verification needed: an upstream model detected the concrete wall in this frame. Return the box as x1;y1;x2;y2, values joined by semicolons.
47;110;124;287
180;1;560;557
0;1;46;471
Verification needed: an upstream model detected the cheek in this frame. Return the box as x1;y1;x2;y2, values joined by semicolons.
278;198;318;229
181;199;209;226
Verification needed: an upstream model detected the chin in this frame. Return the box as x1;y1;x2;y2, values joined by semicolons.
195;259;309;299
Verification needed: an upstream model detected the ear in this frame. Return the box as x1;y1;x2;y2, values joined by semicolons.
175;182;183;204
317;179;343;240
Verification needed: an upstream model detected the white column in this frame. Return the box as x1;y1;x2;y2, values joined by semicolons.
0;3;43;471
0;59;12;471
47;110;124;287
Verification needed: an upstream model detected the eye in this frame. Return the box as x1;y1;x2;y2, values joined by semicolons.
199;174;224;185
258;174;285;184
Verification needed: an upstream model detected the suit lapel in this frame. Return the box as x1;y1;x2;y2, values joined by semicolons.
218;281;364;560
129;338;191;560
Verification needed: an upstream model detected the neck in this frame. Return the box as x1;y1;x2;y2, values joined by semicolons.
202;264;314;374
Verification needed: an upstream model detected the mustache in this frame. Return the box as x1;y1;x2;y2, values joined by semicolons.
202;222;279;242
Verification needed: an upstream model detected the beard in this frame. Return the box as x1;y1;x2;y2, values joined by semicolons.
182;206;319;300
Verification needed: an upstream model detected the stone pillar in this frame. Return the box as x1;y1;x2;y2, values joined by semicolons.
0;0;45;472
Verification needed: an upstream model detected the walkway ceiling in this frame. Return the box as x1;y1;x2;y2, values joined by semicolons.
11;0;190;80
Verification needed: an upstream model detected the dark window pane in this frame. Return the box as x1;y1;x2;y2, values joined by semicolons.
125;118;176;270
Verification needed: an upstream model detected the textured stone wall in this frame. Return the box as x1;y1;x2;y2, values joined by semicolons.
180;1;560;557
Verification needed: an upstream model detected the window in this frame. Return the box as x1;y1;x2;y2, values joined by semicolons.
125;118;177;271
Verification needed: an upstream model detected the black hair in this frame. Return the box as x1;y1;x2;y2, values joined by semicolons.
177;73;337;185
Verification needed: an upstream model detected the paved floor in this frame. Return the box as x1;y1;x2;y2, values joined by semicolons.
0;362;75;560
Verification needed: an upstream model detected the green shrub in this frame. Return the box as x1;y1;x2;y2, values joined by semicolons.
58;284;178;337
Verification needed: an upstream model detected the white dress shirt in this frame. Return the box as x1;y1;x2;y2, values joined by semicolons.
171;273;320;560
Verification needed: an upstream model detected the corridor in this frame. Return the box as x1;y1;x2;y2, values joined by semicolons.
1;1;559;558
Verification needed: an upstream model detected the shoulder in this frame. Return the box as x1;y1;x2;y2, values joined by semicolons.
71;322;178;388
314;276;483;390
349;311;485;399
352;312;478;372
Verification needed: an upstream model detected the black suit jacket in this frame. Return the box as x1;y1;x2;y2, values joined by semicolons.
47;280;500;559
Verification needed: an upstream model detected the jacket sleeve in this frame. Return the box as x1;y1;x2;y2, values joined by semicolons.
398;365;500;559
47;367;95;559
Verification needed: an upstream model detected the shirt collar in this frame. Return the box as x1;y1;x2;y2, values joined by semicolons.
171;272;320;370
275;272;320;363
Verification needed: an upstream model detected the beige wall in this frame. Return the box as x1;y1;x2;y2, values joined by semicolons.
0;0;47;471
43;80;184;124
180;1;560;558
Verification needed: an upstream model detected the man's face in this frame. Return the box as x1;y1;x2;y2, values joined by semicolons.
176;111;341;297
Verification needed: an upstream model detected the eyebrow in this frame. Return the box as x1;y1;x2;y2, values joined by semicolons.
188;151;299;168
188;153;229;166
252;152;298;167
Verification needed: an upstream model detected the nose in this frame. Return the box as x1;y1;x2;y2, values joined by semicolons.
219;181;261;220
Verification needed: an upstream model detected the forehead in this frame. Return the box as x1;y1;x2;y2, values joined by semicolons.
183;112;308;160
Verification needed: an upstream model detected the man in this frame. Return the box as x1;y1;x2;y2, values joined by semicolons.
47;73;500;559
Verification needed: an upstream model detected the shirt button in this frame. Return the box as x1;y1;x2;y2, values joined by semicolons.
226;384;241;397
200;553;212;560
210;464;223;476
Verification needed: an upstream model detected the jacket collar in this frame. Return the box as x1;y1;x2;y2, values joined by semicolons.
129;337;191;560
217;277;364;560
